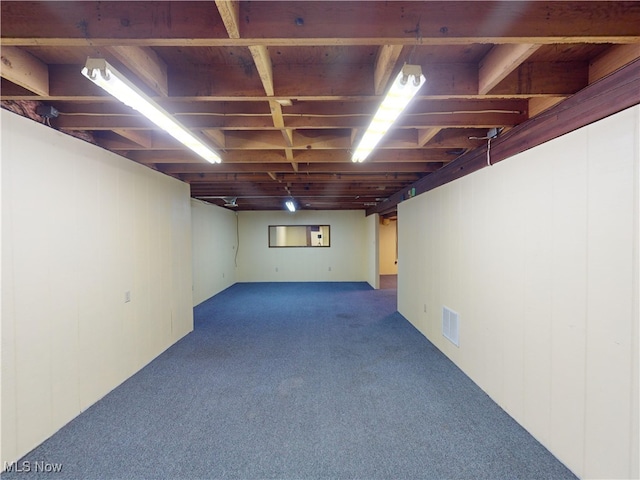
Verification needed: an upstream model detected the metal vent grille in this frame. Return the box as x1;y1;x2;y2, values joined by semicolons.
442;306;460;347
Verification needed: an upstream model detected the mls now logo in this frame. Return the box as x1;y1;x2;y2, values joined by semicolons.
4;460;63;473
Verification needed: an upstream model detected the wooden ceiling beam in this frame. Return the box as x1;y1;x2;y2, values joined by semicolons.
0;46;49;96
102;128;481;151
157;161;436;174
3;2;639;45
238;2;640;43
127;149;455;164
417;128;442;147
107;46;169;97
478;44;541;94
298;162;439;173
250;45;275;97
158;163;297;174
5;36;639;48
50;98;528;118
24;63;584;101
215;0;241;39
528;97;566;117
54;110;525;130
490;61;588;96
289;111;525;129
190;188;406;198
179;172;422;183
589;44;640;83
374;45;404;95
201;129;227;149
113;129;152;148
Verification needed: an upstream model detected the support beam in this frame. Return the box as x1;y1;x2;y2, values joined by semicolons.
202;129;226;149
214;0;241;38
374;44;403;95
159;161;436;174
417;128;442;147
249;45;274;97
282;129;294;148
186;172;422;183
53;110;525;131
216;0;276;105
478;43;541;94
16;63;581;101
528;97;566;117
128;148;453;164
0;46;49;96
108;46;169;96
4;2;640;46
285;149;294;161
113;129;152;148
589;43;640;83
351;129;360;146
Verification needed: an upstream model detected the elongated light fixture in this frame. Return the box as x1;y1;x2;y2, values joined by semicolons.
285;200;296;212
81;58;221;164
352;64;425;163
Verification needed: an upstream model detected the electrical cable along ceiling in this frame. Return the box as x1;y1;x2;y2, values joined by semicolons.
1;1;639;216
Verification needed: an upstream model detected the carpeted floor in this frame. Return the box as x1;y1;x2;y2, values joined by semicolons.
379;274;397;290
2;282;576;479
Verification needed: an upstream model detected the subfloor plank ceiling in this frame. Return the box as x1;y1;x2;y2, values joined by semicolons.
2;1;639;216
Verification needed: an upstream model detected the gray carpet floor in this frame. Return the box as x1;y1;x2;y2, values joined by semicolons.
2;282;576;479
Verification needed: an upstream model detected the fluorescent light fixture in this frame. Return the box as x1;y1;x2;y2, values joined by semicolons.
285;200;296;212
352;64;425;163
81;58;221;164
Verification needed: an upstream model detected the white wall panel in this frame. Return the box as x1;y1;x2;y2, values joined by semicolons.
398;105;640;479
1;110;194;467
366;213;379;288
1;151;18;464
237;210;367;283
191;200;238;306
583;109;636;478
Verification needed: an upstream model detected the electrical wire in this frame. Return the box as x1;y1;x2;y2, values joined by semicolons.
469;129;500;167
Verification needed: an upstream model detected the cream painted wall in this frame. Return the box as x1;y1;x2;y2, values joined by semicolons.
379;219;398;275
237;210;368;282
398;106;640;479
1;110;194;467
191;200;238;305
366;213;379;289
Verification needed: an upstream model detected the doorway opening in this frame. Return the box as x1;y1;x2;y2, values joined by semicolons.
379;216;397;290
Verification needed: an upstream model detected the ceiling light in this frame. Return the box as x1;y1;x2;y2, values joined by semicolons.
285;200;296;212
81;58;221;164
352;64;425;163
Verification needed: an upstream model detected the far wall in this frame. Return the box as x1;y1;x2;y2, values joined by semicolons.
236;210;369;283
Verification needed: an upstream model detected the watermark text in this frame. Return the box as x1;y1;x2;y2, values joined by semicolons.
4;461;63;474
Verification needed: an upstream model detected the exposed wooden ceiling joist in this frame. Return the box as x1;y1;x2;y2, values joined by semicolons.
3;2;639;45
2;1;639;213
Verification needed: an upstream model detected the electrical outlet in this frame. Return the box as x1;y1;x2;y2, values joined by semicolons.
328;266;332;271
125;291;131;303
275;267;279;272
